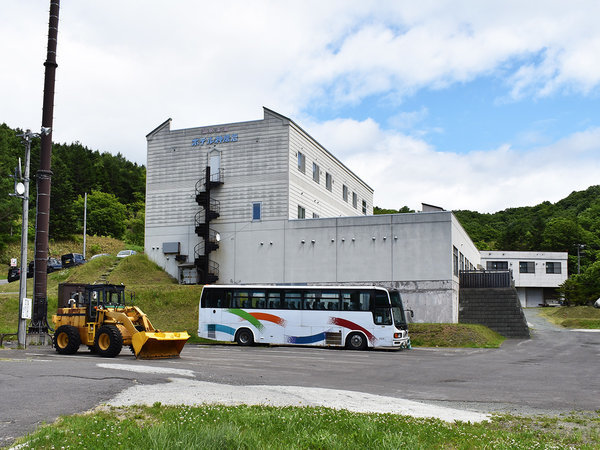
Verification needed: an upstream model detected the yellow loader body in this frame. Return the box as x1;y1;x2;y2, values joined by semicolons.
52;283;189;359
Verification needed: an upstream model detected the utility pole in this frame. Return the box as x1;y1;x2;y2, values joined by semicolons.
576;244;585;275
83;192;87;259
11;130;37;346
30;0;60;338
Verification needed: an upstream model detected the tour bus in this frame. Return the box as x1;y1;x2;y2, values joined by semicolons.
198;285;411;350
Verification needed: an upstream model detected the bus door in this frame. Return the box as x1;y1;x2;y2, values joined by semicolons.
372;290;393;327
203;289;232;339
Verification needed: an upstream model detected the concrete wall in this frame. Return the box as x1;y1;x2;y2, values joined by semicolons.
211;211;463;323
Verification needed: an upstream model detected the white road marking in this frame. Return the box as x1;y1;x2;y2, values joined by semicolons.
97;363;195;377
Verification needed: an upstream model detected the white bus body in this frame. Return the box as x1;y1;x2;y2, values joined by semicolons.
198;285;411;350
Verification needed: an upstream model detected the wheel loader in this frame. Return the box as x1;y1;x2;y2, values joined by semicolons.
52;283;189;359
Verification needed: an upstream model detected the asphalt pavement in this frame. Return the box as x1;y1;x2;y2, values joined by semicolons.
0;308;598;447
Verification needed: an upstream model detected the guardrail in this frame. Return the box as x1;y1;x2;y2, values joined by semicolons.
459;270;513;288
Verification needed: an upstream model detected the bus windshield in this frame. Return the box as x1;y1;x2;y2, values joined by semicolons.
389;291;407;329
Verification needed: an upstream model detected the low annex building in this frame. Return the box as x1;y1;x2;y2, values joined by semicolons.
479;251;568;307
145;108;480;323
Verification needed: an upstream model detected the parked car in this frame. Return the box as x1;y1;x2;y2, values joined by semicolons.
47;257;62;272
8;256;62;282
117;250;137;258
61;253;86;268
90;253;110;260
7;267;20;283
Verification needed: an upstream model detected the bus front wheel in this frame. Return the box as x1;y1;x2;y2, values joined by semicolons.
346;332;367;350
235;328;254;346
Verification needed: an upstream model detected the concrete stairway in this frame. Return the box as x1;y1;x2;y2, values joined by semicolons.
459;287;530;338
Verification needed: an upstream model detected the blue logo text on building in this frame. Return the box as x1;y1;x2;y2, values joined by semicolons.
192;134;238;146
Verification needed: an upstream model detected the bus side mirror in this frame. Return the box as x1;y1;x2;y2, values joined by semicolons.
406;309;414;318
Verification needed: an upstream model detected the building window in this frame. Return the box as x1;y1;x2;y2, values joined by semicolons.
343;185;348;202
487;261;508;271
453;246;459;276
313;162;320;183
459;253;465;271
519;261;535;274
326;172;332;191
312;212;319;219
252;202;261;221
298;205;305;219
352;192;358;208
362;200;367;215
546;262;562;274
297;152;305;173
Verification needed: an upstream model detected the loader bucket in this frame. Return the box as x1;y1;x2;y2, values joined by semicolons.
132;330;190;359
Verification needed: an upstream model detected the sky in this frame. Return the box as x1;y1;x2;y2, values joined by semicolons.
1;0;599;213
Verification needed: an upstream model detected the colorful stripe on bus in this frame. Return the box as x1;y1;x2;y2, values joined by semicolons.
209;310;376;345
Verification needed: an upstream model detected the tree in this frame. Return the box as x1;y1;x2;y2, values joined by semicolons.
559;260;600;305
540;217;583;252
374;206;415;214
73;190;127;239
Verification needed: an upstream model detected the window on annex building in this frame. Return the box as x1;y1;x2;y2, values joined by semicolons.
343;185;348;202
326;172;332;191
298;205;306;219
362;200;367;215
313;162;320;183
352;192;358;208
297;152;305;173
519;261;535;274
453;246;459;276
546;262;562;274
486;261;508;271
252;202;261;221
312;213;319;218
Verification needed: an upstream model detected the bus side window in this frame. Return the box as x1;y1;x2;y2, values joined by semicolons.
372;291;392;325
252;291;266;309
342;293;352;311
233;291;250;308
285;292;301;310
268;292;281;309
322;291;340;311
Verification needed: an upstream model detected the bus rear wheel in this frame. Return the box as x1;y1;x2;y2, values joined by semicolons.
346;332;367;350
235;328;254;346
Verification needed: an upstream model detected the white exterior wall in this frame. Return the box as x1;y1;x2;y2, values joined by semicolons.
145;108;482;323
287;119;373;220
145;108;375;283
480;251;568;307
212;211;468;323
480;251;568;288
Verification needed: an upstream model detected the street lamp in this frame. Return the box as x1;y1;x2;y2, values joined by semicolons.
10;127;50;348
576;244;586;275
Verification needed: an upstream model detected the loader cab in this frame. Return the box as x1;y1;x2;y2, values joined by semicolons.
86;284;126;322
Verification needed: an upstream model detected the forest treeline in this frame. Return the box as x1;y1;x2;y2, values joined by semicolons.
2;122;598;303
376;187;600;305
0;123;145;250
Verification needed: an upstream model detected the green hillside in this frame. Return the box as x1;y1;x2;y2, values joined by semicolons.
0;252;204;342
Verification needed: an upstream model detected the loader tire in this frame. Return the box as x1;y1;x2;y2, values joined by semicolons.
94;325;123;358
54;325;81;355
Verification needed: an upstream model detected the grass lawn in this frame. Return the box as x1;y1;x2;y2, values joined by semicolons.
538;306;600;329
10;404;600;449
409;323;504;348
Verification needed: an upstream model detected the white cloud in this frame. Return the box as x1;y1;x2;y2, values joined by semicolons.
305;117;600;213
1;1;600;211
